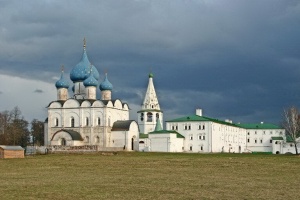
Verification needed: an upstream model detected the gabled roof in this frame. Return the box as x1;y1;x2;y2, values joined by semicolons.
111;120;135;131
0;145;24;151
236;123;282;129
167;114;239;127
149;130;185;138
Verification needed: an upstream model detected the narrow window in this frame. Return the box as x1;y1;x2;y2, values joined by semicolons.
270;140;272;143
260;139;263;143
97;117;101;126
190;134;193;140
203;125;205;130
190;146;193;151
86;117;89;126
201;146;203;151
140;113;144;121
203;136;205;140
247;132;250;135
247;139;250;143
255;139;257;143
188;125;191;130
61;138;66;146
71;117;75;127
55;118;59;127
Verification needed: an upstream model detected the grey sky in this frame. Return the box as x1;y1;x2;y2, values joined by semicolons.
0;0;300;124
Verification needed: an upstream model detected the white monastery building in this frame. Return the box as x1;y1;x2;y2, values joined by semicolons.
138;73;299;154
44;40;139;151
44;40;299;154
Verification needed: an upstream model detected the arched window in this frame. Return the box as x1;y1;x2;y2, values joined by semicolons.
86;117;89;126
147;112;153;122
71;117;75;127
156;113;159;119
97;117;101;126
140;113;144;121
95;136;100;143
61;138;66;146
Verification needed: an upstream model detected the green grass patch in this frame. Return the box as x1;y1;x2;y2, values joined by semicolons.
0;152;299;199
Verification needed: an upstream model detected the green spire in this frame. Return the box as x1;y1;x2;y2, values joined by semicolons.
154;118;162;131
149;73;153;78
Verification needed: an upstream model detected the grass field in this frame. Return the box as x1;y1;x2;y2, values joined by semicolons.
0;152;300;200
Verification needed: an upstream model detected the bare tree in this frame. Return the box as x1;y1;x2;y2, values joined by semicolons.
0;107;29;147
283;106;300;155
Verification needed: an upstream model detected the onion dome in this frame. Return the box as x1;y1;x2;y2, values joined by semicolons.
55;69;69;89
83;71;98;87
70;41;99;82
100;73;113;91
149;73;153;78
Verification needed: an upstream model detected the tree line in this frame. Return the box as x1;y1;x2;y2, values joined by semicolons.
0;106;44;147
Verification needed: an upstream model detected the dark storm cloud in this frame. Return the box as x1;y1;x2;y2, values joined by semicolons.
34;89;44;93
0;0;300;123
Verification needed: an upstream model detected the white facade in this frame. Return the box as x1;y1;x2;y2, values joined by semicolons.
242;124;285;153
165;110;247;153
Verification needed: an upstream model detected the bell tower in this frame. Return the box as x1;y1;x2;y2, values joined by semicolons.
137;73;163;134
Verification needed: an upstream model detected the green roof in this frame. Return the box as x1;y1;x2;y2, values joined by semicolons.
139;133;148;139
236;123;282;129
166;114;239;127
149;130;185;138
271;137;284;140
286;135;294;143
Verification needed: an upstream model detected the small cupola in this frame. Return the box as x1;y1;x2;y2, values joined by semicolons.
55;66;69;101
100;73;113;100
55;67;70;89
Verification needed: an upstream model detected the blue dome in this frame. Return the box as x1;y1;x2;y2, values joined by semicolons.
100;73;113;91
70;48;99;82
83;71;98;87
55;71;70;89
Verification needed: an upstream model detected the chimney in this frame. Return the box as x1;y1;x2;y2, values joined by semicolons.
196;109;202;116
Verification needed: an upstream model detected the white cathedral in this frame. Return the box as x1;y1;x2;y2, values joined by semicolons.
44;41;139;151
44;40;300;154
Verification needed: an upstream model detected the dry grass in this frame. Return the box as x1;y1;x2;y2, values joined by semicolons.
0;152;299;200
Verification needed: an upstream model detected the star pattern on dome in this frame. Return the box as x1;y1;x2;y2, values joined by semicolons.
100;73;113;91
55;66;70;89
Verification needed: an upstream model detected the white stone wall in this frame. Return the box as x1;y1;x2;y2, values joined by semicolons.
245;129;285;152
